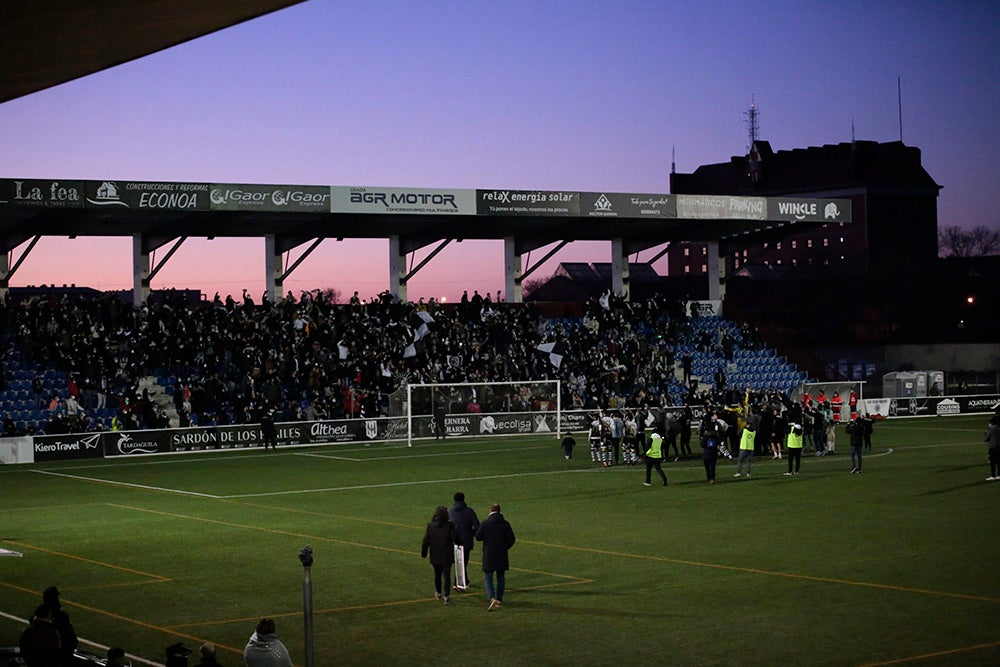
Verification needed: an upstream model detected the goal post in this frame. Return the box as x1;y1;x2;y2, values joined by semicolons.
404;380;561;446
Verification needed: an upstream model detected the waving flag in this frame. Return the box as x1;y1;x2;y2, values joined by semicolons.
536;341;566;369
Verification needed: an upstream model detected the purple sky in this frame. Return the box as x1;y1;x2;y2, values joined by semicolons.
2;0;998;302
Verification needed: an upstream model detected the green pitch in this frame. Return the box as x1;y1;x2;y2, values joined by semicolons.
3;415;999;666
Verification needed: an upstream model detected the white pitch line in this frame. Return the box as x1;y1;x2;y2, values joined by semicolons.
31;469;222;498
296;444;552;462
222;466;599;498
298;453;363;461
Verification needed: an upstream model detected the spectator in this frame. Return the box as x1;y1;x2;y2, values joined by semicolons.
475;503;516;611
165;642;193;667
447;491;480;589
18;604;61;667
194;642;221;667
243;618;293;667
421;505;459;604
42;586;77;663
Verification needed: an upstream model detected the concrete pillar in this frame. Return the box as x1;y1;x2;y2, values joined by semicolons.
706;240;726;303
388;235;408;303
503;237;522;303
132;233;149;307
611;237;630;301
265;234;283;303
0;250;9;304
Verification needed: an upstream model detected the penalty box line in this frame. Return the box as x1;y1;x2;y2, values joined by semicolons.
222;467;599;498
32;469;224;498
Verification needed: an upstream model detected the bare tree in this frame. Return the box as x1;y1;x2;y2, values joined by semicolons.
319;287;342;303
521;277;546;298
938;225;1000;257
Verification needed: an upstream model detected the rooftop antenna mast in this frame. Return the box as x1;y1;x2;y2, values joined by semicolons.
671;144;676;174
744;95;760;152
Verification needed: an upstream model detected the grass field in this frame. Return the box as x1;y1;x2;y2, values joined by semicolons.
2;415;999;666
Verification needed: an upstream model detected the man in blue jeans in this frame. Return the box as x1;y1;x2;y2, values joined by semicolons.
475;503;516;611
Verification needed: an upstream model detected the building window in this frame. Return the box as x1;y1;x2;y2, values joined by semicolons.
684;265;690;274
791;240;797;249
823;238;830;247
807;239;813;248
701;264;707;272
683;248;690;257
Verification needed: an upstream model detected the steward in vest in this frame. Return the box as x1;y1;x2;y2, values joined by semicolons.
734;414;757;478
784;423;804;476
643;432;668;487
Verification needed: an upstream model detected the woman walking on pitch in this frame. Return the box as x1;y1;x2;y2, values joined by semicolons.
421;505;459;604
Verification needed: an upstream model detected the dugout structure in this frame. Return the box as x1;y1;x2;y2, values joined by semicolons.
403;380;561;446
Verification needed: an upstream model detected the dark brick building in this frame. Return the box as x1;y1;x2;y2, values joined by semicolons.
669;140;949;344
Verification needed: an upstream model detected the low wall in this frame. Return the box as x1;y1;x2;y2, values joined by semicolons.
885;343;1000;371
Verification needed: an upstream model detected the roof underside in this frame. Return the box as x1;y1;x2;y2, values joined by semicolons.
0;0;304;104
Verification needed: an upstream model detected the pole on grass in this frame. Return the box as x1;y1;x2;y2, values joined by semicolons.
299;546;314;667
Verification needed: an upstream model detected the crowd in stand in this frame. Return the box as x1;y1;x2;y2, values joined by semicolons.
1;288;770;435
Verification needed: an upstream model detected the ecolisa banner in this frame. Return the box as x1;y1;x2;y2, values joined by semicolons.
84;181;211;211
210;183;331;212
331;187;476;215
579;192;676;218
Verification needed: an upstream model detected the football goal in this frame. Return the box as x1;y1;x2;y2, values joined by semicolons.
403;380;561;446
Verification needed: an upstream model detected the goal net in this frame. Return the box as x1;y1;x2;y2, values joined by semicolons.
403;380;561;446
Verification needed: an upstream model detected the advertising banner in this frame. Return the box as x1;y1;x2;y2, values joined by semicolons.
169;423;306;451
686;300;723;317
476;190;580;216
579;192;676;218
0;179;85;208
0;436;36;464
768;197;852;223
332;187;476;215
85;181;211;211
888;394;1000;417
103;430;173;457
676;195;766;220
210;183;331;212
33;433;104;462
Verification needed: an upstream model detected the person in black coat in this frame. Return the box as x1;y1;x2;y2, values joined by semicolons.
447;491;480;589
475;503;516;610
42;586;77;664
421;505;459;604
260;409;277;449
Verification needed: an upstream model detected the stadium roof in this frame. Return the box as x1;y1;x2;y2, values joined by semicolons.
0;0;304;103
